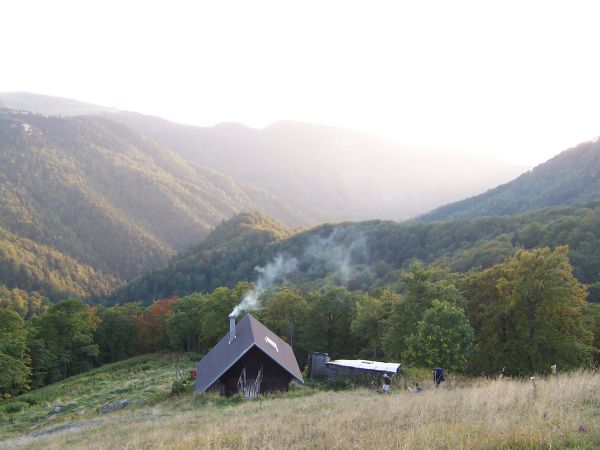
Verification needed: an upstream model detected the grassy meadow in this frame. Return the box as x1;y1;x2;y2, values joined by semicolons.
1;354;599;449
0;353;197;443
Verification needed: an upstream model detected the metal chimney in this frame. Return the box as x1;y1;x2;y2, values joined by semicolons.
229;313;236;343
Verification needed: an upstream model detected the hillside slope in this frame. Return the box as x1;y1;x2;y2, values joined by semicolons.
421;137;600;221
0;353;196;442
0;110;307;298
1;355;598;449
0;225;118;300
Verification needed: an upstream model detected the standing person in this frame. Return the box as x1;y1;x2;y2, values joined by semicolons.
433;367;445;387
382;373;392;393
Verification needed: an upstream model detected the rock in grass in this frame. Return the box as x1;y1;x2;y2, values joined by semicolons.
32;421;101;437
49;403;77;415
98;399;129;414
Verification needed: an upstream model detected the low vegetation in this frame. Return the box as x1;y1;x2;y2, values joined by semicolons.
0;353;598;449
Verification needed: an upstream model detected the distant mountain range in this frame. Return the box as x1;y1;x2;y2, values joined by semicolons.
0;91;118;116
104;113;527;221
421;137;600;221
0;92;526;222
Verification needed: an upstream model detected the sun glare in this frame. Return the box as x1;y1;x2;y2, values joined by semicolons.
1;0;599;165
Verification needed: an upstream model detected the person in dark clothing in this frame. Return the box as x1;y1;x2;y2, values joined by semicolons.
433;367;445;387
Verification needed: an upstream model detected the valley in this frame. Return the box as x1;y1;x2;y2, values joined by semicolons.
1;93;599;450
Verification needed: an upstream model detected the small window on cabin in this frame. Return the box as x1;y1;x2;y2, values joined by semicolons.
361;361;374;364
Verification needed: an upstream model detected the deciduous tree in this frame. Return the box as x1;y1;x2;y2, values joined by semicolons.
405;300;476;372
0;308;31;396
351;289;398;359
29;299;99;386
262;287;309;362
166;294;204;353
471;247;594;375
95;303;143;363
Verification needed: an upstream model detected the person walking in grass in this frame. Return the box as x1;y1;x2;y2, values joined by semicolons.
433;367;445;387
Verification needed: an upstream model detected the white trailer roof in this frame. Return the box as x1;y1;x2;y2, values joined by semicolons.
327;359;401;373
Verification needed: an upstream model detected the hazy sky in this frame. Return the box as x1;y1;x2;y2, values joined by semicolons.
2;0;599;166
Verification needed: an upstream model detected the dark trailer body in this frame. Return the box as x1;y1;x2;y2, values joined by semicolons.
195;314;303;398
325;359;402;379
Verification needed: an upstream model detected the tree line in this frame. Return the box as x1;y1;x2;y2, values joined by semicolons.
1;246;599;398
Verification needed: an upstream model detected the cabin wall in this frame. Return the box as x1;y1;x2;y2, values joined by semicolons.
217;346;293;396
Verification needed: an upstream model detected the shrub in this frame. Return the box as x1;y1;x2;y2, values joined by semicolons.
20;396;38;406
1;401;29;414
170;380;190;396
187;352;202;362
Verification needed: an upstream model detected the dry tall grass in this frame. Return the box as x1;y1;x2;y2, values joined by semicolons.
4;371;600;449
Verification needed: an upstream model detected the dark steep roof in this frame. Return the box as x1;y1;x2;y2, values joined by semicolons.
194;314;304;392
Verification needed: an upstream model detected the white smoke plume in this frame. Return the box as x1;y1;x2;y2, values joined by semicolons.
229;228;368;317
230;254;298;317
303;228;368;282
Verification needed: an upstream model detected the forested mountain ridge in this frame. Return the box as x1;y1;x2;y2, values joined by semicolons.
0;92;527;222
113;212;291;303
421;137;600;221
0;225;119;300
0;110;307;298
113;203;600;304
0;91;117;116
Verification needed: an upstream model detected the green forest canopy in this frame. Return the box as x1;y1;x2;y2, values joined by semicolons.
112;204;600;305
